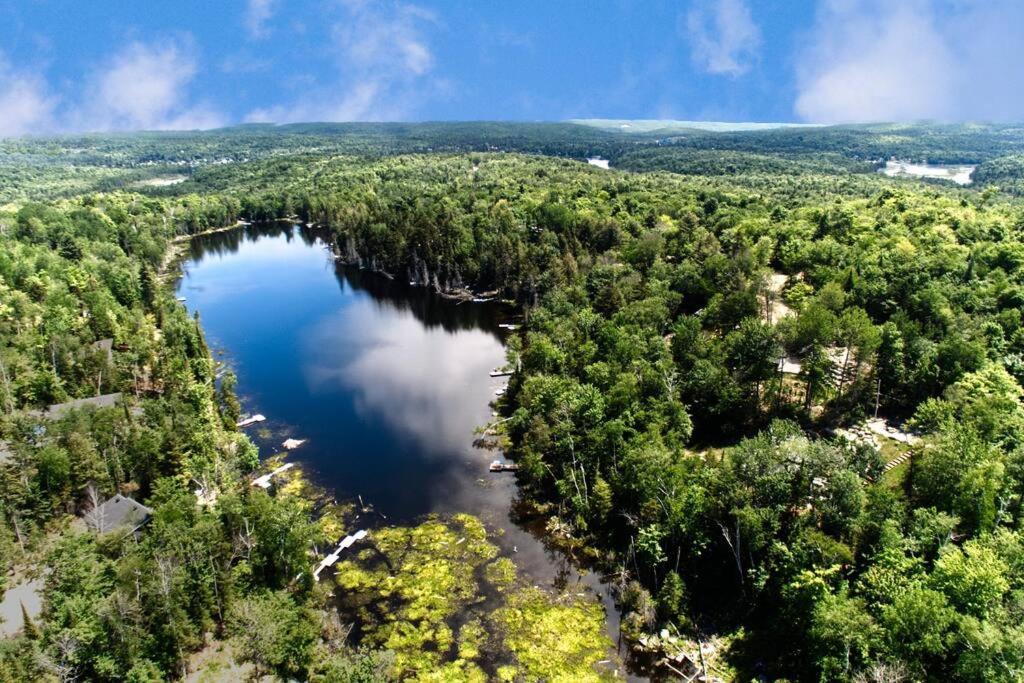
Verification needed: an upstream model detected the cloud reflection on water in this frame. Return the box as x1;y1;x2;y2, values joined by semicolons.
302;297;504;458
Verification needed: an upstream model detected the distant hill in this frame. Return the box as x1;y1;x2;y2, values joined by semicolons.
568;118;823;134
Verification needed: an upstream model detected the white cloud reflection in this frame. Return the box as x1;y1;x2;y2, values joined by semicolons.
302;298;504;457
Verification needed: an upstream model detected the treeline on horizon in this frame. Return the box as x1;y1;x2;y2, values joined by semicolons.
5;120;1024;201
1;123;1024;680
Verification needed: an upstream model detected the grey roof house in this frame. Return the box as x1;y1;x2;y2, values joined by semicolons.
85;494;154;536
44;392;124;420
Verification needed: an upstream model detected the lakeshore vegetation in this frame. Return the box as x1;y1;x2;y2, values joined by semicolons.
2;121;1024;680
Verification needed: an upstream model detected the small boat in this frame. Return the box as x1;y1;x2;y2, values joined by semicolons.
494;387;506;396
489;460;518;473
498;323;519;331
489;369;513;377
281;438;307;450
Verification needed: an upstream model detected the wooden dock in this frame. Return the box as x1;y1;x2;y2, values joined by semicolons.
252;463;294;489
313;529;368;580
237;414;266;428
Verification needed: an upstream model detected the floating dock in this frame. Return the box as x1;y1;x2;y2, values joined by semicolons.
236;414;266;428
252;462;294;489
313;529;369;580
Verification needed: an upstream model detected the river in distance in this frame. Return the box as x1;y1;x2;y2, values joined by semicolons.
175;223;638;677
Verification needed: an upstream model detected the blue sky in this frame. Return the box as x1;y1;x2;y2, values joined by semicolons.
0;0;1022;135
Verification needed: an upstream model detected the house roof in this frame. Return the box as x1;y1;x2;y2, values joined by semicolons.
92;338;114;362
44;392;124;420
87;494;154;534
777;356;803;375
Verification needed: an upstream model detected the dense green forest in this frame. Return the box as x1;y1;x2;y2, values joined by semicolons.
0;191;395;680
3;122;1024;681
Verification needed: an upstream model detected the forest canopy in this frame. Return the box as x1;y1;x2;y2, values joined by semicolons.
2;121;1024;681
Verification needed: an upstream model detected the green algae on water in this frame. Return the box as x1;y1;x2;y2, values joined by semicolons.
332;513;617;681
495;587;614;682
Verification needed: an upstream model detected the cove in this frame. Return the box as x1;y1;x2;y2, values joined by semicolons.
175;223;638;677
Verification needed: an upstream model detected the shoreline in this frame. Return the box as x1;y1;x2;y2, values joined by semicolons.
171;222;648;679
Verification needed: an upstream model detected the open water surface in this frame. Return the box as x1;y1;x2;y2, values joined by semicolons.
177;224;640;677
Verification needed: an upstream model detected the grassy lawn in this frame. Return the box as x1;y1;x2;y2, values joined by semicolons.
878;456;911;492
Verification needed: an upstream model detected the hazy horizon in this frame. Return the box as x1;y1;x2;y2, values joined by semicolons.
2;1;1023;137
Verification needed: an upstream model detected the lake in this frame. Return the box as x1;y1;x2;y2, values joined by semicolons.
176;223;635;675
881;159;975;185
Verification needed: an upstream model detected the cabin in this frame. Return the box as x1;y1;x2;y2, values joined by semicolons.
37;392;140;421
85;494;154;537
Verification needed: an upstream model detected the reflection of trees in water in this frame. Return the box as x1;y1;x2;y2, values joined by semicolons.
333;264;506;341
187;222;509;342
188;222;319;260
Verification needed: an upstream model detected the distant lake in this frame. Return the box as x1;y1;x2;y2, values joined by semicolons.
881;159;975;185
175;224;636;676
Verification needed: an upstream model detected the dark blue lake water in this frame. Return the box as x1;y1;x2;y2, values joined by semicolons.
176;223;632;671
178;224;510;519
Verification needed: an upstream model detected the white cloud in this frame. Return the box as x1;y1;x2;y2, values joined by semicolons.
685;0;761;77
246;0;441;123
245;0;277;40
75;41;225;131
0;55;57;137
795;0;1024;123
